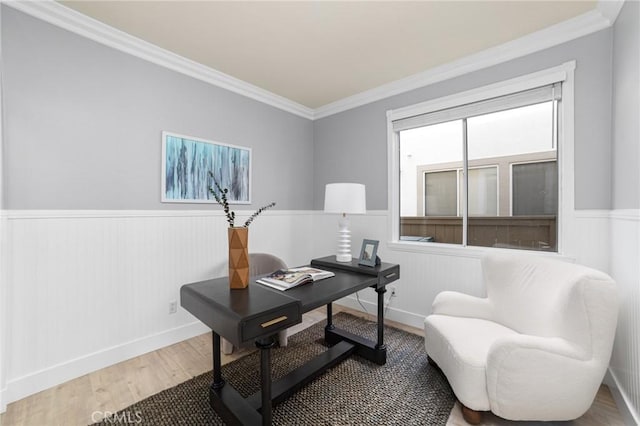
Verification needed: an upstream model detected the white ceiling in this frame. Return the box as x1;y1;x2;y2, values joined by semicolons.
58;1;598;109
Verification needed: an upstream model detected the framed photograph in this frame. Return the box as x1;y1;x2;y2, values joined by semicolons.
358;239;379;267
161;131;251;204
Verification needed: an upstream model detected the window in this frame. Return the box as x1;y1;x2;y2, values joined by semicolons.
389;63;574;253
424;170;457;216
512;161;558;215
422;166;498;217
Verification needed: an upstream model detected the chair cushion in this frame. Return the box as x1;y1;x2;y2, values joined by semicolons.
424;314;518;410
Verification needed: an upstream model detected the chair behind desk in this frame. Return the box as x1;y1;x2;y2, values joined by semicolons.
221;253;288;354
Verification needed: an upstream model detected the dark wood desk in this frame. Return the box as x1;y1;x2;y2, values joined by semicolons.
180;256;400;425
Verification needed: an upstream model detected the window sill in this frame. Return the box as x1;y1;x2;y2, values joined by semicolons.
387;240;572;261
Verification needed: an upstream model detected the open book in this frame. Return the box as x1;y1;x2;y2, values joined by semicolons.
257;267;335;291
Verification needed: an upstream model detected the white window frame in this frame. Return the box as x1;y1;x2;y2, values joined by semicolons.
459;165;499;217
387;61;575;256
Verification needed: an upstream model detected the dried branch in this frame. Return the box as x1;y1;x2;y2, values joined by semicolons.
208;172;235;227
243;202;276;228
208;172;275;228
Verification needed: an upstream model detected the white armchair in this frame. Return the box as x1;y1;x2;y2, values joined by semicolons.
424;253;618;424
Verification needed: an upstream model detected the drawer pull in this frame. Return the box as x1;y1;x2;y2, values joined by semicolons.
385;272;397;279
261;316;288;328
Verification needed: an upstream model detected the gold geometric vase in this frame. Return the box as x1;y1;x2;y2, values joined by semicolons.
228;227;250;289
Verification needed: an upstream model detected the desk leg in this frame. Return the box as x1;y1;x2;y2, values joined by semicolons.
209;331;262;425
256;337;276;426
375;287;387;352
325;303;334;331
324;288;387;365
212;332;225;390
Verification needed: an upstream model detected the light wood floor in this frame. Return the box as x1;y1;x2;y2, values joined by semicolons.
0;306;626;426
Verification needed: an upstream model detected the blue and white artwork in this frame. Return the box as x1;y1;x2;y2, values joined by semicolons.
162;132;251;204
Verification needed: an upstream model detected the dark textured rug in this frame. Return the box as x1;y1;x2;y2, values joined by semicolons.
91;312;455;425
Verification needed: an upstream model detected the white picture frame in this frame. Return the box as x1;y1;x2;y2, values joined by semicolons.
161;131;252;204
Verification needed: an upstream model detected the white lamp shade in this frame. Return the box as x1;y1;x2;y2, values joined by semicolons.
324;183;366;214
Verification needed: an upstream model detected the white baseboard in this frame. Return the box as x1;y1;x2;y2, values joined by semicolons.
604;368;640;426
335;295;426;331
4;321;209;407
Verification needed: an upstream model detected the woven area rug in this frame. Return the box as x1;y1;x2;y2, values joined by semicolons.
92;312;455;425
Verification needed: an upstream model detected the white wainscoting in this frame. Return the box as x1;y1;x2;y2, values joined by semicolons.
313;210;612;330
572;210;611;273
607;209;640;425
0;209;314;408
1;208;637;421
0;213;9;413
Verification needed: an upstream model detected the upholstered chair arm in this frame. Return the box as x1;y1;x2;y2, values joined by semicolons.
486;334;602;421
431;291;492;319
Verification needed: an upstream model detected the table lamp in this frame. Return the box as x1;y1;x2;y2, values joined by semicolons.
324;183;366;262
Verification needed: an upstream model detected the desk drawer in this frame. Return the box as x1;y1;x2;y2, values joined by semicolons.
379;265;400;286
241;304;300;342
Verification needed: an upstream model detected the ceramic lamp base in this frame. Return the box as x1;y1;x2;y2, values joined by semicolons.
336;215;352;263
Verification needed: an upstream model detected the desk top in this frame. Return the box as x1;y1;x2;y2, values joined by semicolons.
180;259;398;347
279;268;378;312
310;256;400;288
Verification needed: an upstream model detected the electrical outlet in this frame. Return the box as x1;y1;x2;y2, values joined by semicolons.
384;286;397;311
169;300;178;314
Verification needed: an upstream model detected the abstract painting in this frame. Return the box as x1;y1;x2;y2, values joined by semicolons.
162;132;251;204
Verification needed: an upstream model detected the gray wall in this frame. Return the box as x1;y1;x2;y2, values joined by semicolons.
2;7;314;210
313;29;614;210
2;6;622;212
612;1;639;209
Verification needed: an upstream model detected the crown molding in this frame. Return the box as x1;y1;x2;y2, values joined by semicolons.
4;0;315;120
313;7;614;119
4;0;619;121
597;0;625;25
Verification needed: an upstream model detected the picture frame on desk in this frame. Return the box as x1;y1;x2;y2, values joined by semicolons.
358;239;379;267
